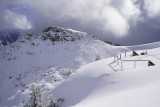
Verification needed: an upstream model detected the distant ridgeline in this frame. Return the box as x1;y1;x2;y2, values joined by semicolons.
0;30;20;45
104;41;120;46
0;26;119;47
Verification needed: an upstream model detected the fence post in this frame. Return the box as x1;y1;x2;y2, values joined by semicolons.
120;54;121;60
125;51;126;57
134;61;136;68
121;60;123;68
114;55;115;62
117;58;119;65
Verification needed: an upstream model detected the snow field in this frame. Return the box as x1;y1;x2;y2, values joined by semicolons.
0;27;160;107
49;47;160;107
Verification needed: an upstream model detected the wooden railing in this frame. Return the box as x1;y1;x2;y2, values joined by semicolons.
121;60;154;68
114;51;155;68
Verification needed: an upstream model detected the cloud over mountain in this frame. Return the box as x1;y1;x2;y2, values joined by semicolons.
0;0;160;45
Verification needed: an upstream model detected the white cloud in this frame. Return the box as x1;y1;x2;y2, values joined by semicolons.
22;0;141;37
1;0;142;37
4;10;32;30
101;6;129;37
1;0;160;45
118;0;143;24
144;0;160;18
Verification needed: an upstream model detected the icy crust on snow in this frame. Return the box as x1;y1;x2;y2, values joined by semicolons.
0;27;128;106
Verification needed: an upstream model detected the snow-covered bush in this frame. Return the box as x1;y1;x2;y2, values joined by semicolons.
25;82;58;107
27;82;44;107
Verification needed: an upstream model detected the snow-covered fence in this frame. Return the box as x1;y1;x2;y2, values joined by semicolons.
120;60;154;68
114;51;127;63
114;51;155;69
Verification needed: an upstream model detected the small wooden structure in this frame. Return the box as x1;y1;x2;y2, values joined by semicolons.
148;60;155;66
121;60;155;68
114;50;155;69
141;51;147;55
133;51;139;56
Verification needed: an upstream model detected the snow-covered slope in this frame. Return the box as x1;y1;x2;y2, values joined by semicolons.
1;26;160;107
0;26;128;106
127;41;160;50
49;44;160;107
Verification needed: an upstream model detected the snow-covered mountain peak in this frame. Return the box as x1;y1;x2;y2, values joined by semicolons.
1;26;160;107
41;26;93;43
43;26;87;35
0;26;129;106
16;26;94;46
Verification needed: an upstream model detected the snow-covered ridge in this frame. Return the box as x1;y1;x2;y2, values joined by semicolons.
41;26;92;43
1;26;160;106
127;41;160;50
0;26;128;106
43;26;87;35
